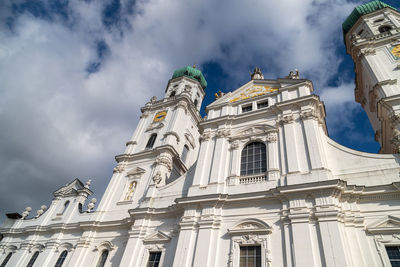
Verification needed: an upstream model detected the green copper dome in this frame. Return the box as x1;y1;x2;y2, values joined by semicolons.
342;0;396;39
172;66;207;89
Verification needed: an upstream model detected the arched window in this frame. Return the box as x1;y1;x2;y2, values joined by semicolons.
146;134;157;149
62;201;70;215
26;251;39;267
379;25;392;33
181;145;189;164
170;91;176;97
54;250;68;267
194;99;198;108
96;250;109;267
0;252;12;267
240;142;266;176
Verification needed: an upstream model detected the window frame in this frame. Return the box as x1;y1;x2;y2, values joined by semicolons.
147;251;162;267
54;250;68;267
241;105;253;113
240;142;267;176
227;219;272;267
256;101;268;109
96;249;109;267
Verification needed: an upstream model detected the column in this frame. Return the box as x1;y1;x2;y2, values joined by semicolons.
280;115;300;173
173;208;198;267
301;112;325;170
191;132;214;187
192;207;221;267
267;132;279;180
209;129;230;186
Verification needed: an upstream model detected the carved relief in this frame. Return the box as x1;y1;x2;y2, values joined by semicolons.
217;129;231;138
152;171;162;185
200;132;212;142
155;155;172;172
276;114;294;125
145;122;164;132
164;131;180;143
266;132;277;143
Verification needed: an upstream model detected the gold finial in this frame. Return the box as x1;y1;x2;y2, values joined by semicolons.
193;64;196;69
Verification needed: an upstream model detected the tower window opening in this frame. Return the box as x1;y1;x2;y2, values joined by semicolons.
240;142;266;176
96;250;109;267
26;251;39;267
61;201;70;215
194;99;198;108
181;145;189;164
378;25;392;33
0;252;13;267
54;250;68;267
170;91;176;97
146;134;157;149
242;105;252;113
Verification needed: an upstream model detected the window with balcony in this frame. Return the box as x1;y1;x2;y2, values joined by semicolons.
240;142;266;176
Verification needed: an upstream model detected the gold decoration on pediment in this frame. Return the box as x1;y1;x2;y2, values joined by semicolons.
230;85;278;103
392;44;400;59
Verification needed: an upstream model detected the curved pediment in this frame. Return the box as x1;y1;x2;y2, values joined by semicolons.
230;124;277;140
228;218;272;235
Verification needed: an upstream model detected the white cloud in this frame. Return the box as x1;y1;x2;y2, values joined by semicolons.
0;0;364;218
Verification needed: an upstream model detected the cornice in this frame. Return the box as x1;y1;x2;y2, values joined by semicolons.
115;145;179;163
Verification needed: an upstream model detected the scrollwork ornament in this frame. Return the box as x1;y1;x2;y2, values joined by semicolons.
113;164;125;173
200;132;212;142
217;129;231;138
155;155;172;171
230;141;239;150
277;114;294;125
266;132;277;143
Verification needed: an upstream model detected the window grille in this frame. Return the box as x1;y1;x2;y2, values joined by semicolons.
147;251;161;267
386;246;400;267
240;142;267;176
240;246;261;267
257;101;268;109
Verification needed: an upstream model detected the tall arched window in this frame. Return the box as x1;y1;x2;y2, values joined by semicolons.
146;134;157;149
54;250;68;267
96;250;109;267
0;252;12;267
181;145;189;163
62;201;70;215
26;251;39;267
240;142;266;176
169;91;176;97
194;99;198;108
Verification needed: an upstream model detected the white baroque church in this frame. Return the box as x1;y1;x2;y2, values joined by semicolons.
2;1;400;266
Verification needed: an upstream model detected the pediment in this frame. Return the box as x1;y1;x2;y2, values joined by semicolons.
209;80;279;107
228;219;272;235
53;179;87;198
367;216;400;233
143;231;171;244
231;124;277;140
126;167;146;178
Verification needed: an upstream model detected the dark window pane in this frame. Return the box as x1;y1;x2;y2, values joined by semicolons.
147;252;161;267
0;253;12;267
26;251;39;267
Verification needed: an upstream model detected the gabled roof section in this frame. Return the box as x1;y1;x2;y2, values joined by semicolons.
207;79;280;109
342;0;397;40
53;178;92;198
143;231;171;244
366;215;400;233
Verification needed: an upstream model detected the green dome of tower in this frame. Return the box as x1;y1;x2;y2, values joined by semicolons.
342;0;396;39
171;66;207;89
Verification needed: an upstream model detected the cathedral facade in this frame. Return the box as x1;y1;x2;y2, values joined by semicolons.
2;1;400;266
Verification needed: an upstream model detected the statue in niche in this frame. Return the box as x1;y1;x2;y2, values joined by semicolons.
124;181;137;201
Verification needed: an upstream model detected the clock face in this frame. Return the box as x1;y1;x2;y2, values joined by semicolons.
153;111;167;122
391;45;400;59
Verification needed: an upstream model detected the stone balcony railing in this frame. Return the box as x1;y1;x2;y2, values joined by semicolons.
227;170;280;186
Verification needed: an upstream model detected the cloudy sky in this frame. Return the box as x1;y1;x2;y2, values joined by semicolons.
1;0;399;220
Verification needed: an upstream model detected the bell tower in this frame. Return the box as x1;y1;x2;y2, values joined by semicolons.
344;0;400;153
96;66;206;214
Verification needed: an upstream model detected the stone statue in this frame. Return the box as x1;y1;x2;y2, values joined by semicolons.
286;69;300;79
251;67;264;80
214;91;225;99
153;171;162;184
87;198;97;213
84;179;92;189
21;207;32;219
35;205;47;218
